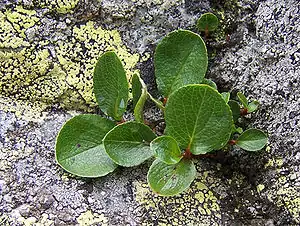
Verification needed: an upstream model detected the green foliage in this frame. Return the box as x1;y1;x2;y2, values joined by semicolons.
165;85;232;155
147;159;196;196
151;136;182;165
93;51;128;121
197;13;219;32
237;91;260;114
132;74;148;122
236;129;268;151
201;78;217;90
56;27;268;197
103;122;156;167
155;30;208;97
56;115;117;177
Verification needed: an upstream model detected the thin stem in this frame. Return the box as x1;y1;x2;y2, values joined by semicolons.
147;92;165;112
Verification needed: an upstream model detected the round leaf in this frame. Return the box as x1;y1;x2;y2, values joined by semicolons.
155;30;208;97
147;159;196;196
103;122;156;167
165;85;233;155
93;51;129;121
150;136;182;165
236;128;268;151
56;115;117;177
197;13;219;32
228;100;240;123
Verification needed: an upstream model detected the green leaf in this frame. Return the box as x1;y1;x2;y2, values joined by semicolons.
132;75;148;123
103;122;156;167
201;78;217;90
132;74;142;108
147;159;196;196
237;92;248;108
247;100;259;113
93;51;129;121
155;30;208;97
150;136;182;165
236;128;268;151
165;84;233;155
55;114;117;177
228;100;240;123
221;92;230;103
197;13;219;32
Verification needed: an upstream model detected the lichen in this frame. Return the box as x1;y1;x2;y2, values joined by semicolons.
0;5;139;121
264;158;300;223
77;210;108;226
33;0;80;14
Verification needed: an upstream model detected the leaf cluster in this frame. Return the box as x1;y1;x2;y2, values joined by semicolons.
56;26;267;196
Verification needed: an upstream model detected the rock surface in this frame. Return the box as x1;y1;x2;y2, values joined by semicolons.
0;0;299;225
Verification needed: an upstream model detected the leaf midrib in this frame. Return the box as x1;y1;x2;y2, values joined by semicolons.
59;144;103;162
189;87;208;148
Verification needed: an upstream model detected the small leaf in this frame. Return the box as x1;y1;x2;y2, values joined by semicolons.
147;159;196;196
236;128;268;151
201;78;217;90
231;124;243;135
132;74;142;108
237;92;248;108
151;136;182;165
228;100;240;123
56;115;117;177
247;100;259;113
197;13;219;32
155;30;208;97
93;51;129;121
221;92;230;103
133;75;148;123
103;122;156;167
165;85;233;155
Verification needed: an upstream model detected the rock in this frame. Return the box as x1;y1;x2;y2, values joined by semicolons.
0;0;299;225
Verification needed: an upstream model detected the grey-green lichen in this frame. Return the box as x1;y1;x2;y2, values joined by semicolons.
263;158;300;223
0;5;139;121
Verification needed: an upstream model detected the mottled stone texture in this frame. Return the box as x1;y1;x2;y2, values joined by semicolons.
0;0;299;225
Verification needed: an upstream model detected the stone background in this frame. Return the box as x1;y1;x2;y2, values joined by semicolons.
0;0;299;225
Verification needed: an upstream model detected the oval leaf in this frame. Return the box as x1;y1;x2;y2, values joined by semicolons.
93;51;129;121
151;136;182;165
165;85;233;155
56;115;117;177
147;159;196;196
197;13;219;32
155;30;208;97
103;122;156;167
236;128;268;151
228;100;240;123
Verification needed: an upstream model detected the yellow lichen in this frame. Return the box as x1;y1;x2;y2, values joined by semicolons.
256;184;265;193
0;5;139;121
77;210;108;226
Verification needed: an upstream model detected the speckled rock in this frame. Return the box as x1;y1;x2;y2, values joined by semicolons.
0;0;299;225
